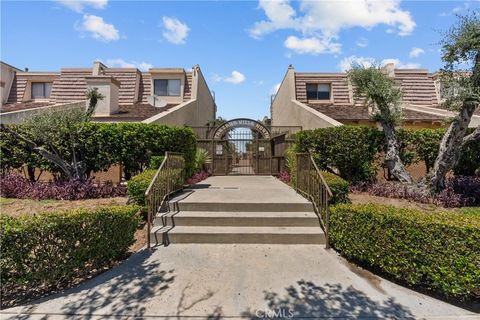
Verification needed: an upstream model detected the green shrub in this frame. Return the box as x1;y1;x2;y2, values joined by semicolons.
295;127;479;182
148;156;165;170
127;168;184;206
0;123;197;180
330;204;480;301
127;169;156;205
295;126;382;182
0;205;140;307
321;171;349;204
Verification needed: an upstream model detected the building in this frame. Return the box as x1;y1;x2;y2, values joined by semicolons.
271;64;480;129
0;61;216;126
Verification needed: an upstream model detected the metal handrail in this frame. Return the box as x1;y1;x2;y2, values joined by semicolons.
295;153;332;249
145;152;185;248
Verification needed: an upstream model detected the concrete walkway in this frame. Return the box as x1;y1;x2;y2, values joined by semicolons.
2;176;478;319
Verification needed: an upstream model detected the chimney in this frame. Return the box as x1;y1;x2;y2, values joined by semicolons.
92;60;107;76
24;67;29;72
382;63;395;78
85;76;120;116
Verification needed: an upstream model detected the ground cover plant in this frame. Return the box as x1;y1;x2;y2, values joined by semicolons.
0;173;126;200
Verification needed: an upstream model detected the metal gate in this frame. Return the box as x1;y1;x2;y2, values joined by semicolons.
189;119;302;176
212;127;271;175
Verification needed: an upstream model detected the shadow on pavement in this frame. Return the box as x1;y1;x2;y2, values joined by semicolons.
241;279;415;319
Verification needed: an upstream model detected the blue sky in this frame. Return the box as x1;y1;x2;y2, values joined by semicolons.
2;0;479;120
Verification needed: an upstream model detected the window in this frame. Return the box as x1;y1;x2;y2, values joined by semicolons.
306;83;331;100
31;82;52;99
154;79;181;96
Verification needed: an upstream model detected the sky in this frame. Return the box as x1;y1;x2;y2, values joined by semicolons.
1;0;479;120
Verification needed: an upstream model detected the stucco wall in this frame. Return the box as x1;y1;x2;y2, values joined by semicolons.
0;101;85;124
143;66;215;127
271;67;342;129
1;63;18;105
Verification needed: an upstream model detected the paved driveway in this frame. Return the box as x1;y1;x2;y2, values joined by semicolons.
2;244;478;319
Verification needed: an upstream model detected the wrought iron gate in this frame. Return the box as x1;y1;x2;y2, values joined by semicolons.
190;119;301;176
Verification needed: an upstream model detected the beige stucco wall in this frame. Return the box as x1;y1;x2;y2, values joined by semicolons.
86;77;120;116
150;71;185;104
143;65;215;127
1;63;18;105
0;101;85;124
271;67;342;129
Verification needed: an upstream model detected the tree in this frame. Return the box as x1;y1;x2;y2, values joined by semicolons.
428;12;480;191
348;65;413;183
1;88;104;181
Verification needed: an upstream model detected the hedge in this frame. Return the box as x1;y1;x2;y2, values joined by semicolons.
295;126;479;182
0;123;197;180
285;148;349;205
330;204;480;301
127;168;184;206
0;205;140;307
321;171;350;204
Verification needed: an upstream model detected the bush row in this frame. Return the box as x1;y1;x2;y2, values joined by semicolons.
0;205;140;308
0;173;126;200
0;123;197;180
330;203;480;301
285;149;349;205
295;126;479;182
127;168;185;206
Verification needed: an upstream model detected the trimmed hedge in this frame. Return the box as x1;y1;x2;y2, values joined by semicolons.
127;169;156;205
295;126;479;182
321;171;350;204
0;205;140;307
0;123;197;180
330;204;480;301
127;168;184;206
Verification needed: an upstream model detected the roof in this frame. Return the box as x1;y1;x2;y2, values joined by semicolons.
295;68;448;123
92;103;177;122
1;102;54;113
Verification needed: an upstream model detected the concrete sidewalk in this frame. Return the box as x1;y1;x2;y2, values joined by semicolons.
2;244;477;319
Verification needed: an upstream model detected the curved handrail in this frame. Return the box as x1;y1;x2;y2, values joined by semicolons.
145;152;185;248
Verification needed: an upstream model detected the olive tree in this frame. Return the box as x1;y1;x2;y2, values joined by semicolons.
348;65;413;183
428;12;480;191
1;88;104;181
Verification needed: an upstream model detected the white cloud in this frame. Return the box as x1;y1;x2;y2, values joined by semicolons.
250;0;416;55
338;55;376;72
80;14;119;42
409;47;425;58
104;58;153;71
212;71;246;84
356;37;368;48
225;71;246;84
162;16;189;44
284;36;341;55
338;55;420;72
56;0;107;13
270;83;281;95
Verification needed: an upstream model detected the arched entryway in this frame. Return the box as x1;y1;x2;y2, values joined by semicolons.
212;119;271;175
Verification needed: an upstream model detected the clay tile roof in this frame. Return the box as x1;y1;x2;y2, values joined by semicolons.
92;103;176;122
307;104;371;120
1;102;54;113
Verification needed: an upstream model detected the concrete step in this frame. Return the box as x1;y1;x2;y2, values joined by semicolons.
150;226;325;245
155;211;320;227
176;201;313;212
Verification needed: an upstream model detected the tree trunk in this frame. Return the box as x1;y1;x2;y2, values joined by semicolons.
382;121;413;184
429;99;479;191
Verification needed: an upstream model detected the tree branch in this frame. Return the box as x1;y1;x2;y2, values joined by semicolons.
462;125;480;145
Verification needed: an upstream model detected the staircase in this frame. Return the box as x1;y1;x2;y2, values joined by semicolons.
150;176;325;245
